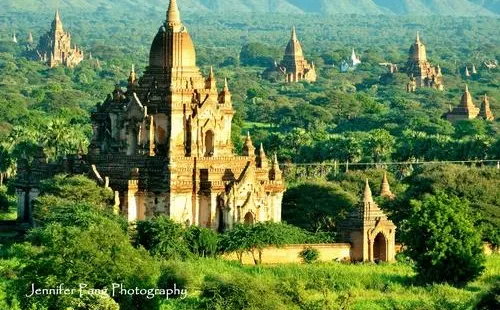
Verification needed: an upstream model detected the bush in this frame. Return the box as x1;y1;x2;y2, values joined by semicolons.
12;221;161;310
219;222;325;265
157;264;190;300
135;216;191;260
185;226;219;258
403;191;486;286
199;274;291;310
299;247;320;264
475;281;500;310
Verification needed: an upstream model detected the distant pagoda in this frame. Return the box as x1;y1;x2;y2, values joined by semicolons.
478;94;495;121
446;85;480;122
405;32;443;91
268;27;317;83
35;10;84;68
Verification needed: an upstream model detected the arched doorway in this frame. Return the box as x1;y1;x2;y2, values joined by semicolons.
205;130;215;157
244;212;254;225
373;233;387;262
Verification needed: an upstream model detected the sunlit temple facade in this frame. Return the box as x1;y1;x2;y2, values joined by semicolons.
447;85;495;122
406;32;443;91
35;10;84;68
16;0;284;231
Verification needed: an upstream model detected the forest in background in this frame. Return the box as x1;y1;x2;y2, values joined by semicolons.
0;5;499;310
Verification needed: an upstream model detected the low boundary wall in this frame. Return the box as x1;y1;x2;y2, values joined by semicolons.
224;243;351;265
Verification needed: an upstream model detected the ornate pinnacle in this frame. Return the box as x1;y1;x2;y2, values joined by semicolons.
380;172;394;199
242;132;255;157
291;26;297;41
363;179;374;203
167;0;181;26
272;153;279;166
129;64;136;84
259;143;266;156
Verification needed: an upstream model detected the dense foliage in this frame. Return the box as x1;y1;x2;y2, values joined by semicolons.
299;246;320;264
4;175;161;310
282;181;357;232
404;192;486;286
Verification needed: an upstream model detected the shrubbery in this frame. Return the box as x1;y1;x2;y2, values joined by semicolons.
299;247;320;264
4;175;163;310
403;191;486;286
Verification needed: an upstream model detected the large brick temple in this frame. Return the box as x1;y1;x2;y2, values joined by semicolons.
35;10;84;68
405;32;444;92
16;0;285;231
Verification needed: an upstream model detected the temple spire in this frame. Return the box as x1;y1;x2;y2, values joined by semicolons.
291;26;297;41
128;64;137;87
206;66;216;90
209;66;215;79
27;31;33;44
460;84;477;110
380;172;395;199
479;94;495;121
167;0;181;26
242;132;255;157
257;143;268;169
52;9;63;33
363;179;373;203
416;31;420;43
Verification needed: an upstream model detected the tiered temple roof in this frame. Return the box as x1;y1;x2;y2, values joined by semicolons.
35;10;84;68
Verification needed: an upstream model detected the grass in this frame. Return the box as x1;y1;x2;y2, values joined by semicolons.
160;255;500;309
0;245;498;309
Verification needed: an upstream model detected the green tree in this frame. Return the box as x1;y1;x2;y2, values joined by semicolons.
220;222;321;265
282;181;357;232
185;225;219;258
239;43;281;67
135;216;191;260
404;192;485;286
12;220;160;310
364;129;395;162
33;174;115;225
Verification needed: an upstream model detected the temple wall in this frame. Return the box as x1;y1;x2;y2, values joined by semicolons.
223;243;352;265
169;192;193;225
198;194;212;227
